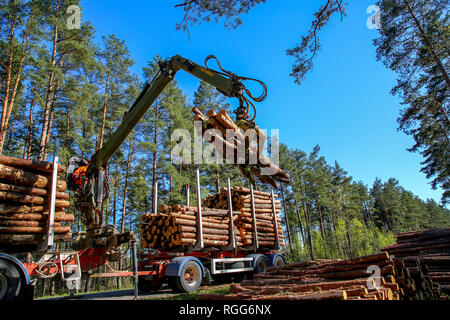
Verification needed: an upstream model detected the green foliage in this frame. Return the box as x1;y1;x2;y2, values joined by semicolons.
374;0;450;204
278;143;449;261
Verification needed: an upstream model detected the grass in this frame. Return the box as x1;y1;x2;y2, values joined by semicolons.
35;285;134;300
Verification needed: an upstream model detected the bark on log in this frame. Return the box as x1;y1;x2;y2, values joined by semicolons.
0;163;66;191
0;212;74;222
0;182;69;200
0;191;70;207
0;155;65;174
0;226;71;234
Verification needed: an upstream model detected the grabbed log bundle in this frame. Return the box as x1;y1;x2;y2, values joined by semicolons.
192;108;290;188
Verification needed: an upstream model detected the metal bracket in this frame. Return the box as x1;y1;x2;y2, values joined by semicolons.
222;179;237;252
153;181;158;216
271;190;280;250
191;169;204;251
37;138;59;252
250;184;259;251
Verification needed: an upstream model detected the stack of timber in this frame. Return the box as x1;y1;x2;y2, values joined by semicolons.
192;107;290;188
382;228;450;298
0;155;73;249
202;186;281;212
199;252;440;300
140;192;285;251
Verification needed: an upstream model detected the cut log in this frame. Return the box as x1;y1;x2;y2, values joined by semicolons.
0;226;71;234
0;212;74;222
0;163;66;191
0;191;70;207
0;155;65;174
0;182;69;200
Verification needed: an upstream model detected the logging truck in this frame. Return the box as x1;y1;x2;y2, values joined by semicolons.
0;55;287;300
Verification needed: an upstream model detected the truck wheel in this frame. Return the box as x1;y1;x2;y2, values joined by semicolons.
254;256;269;274
273;255;285;268
173;261;203;293
0;260;22;301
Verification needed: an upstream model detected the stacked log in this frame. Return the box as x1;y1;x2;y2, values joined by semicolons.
0;155;73;248
202;187;280;211
199;252;440;300
140;193;285;251
382;228;450;296
192;108;290;188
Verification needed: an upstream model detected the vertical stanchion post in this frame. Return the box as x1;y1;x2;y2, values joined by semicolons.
271;189;280;250
153;181;158;216
132;241;139;300
196;170;204;249
227;179;236;250
186;185;190;207
250;184;259;251
46;138;59;249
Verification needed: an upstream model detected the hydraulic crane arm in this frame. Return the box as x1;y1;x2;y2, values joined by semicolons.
91;55;246;169
67;55;266;248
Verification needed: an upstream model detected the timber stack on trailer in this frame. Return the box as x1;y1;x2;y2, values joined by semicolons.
382;228;450;298
140;187;285;251
198;251;440;300
0;155;73;251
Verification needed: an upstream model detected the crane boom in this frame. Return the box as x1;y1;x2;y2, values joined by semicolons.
91;55;244;169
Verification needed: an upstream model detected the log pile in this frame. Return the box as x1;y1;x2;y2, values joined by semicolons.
199;252;441;300
140;188;285;250
202;186;281;212
382;228;450;297
0;155;74;248
192;108;290;188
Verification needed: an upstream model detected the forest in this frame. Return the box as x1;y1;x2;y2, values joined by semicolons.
0;0;449;297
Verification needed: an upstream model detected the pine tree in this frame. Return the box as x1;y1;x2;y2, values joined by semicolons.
374;0;449;204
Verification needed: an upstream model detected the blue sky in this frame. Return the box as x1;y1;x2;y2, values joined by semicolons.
80;0;444;203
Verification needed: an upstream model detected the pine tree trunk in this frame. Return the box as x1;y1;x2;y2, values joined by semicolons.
344;217;353;258
169;149;173;200
0;19;16;154
98;73;110;148
26;90;36;159
0;33;28;154
294;198;306;246
316;197;328;259
65;106;70;147
39;8;59;160
298;181;315;260
113;171;117;227
280;184;292;251
121;137;133;233
42;82;59;161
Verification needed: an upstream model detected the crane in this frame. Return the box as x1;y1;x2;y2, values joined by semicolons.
66;55;268;249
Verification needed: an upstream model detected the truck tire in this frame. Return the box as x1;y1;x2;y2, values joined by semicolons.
0;259;22;301
172;261;203;293
273;255;285;268
254;256;269;274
